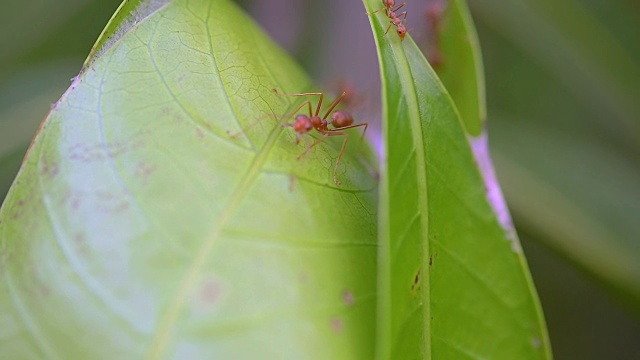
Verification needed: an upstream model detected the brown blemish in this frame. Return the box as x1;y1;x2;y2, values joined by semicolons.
67;140;143;163
39;156;59;179
11;199;26;220
532;337;541;349
38;284;52;298
298;272;309;284
134;161;157;181
95;190;130;214
73;233;90;256
342;290;355;306
330;317;343;332
411;269;422;293
62;190;84;211
199;279;221;306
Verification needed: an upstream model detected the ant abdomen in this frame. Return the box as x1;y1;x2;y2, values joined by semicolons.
330;110;354;128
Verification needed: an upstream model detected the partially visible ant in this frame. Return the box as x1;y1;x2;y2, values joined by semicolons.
425;0;446;69
369;0;409;40
272;88;368;186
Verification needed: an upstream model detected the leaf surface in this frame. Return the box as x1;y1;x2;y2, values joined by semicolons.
0;0;378;358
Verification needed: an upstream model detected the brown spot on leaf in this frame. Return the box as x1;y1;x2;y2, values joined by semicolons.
288;174;297;192
95;190;130;214
342;290;355;306
199;279;221;306
330;317;343;332
532;337;541;348
67;140;143;163
411;269;422;293
39;156;59;179
11;199;26;220
134;161;157;181
73;233;90;256
298;272;309;284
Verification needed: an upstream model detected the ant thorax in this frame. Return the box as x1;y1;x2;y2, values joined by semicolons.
310;115;325;130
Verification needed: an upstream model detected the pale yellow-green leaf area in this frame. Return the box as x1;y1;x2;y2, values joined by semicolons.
0;0;378;359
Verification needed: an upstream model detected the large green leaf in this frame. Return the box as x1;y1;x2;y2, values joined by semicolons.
363;0;551;358
0;0;378;358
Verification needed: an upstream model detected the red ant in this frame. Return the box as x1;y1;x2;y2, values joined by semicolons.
369;0;408;40
272;88;368;186
425;0;446;68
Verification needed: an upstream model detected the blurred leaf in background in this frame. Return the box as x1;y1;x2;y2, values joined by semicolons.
467;0;640;305
464;0;640;358
0;0;122;200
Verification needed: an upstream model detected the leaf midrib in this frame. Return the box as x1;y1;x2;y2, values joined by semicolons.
145;2;292;357
146;104;286;359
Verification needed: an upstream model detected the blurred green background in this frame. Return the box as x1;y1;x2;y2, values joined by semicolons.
1;0;638;358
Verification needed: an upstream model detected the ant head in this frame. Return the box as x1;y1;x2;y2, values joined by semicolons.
330;110;354;128
397;25;407;39
293;115;313;133
384;0;395;8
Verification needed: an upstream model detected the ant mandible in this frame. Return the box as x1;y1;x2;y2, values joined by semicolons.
272;88;368;186
369;0;408;40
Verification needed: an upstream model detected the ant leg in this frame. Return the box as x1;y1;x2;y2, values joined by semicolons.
300;122;368;158
227;112;278;138
329;122;369;143
384;22;394;36
391;2;406;12
298;130;351;185
273;88;324;117
284;99;314;120
398;11;407;26
233;98;314;139
367;7;386;15
321;92;348;120
296;134;329;160
318;131;350;186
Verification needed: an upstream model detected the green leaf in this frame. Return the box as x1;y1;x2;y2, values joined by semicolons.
432;0;486;135
0;0;378;358
363;0;551;358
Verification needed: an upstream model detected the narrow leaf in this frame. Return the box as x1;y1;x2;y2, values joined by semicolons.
363;0;551;358
432;0;486;135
